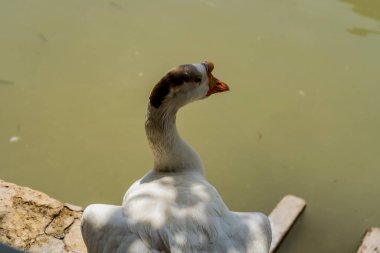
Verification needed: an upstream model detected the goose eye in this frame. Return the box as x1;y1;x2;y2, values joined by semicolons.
194;77;202;83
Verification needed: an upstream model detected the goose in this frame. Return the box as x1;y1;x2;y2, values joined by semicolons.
81;61;272;253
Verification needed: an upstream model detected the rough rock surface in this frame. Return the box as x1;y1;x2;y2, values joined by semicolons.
0;180;87;253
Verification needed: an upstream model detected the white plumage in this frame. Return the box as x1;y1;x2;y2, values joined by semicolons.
81;62;272;253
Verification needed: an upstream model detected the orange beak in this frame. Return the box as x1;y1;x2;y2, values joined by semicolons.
203;61;230;97
206;76;230;96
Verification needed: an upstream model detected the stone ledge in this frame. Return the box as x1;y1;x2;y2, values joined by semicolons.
0;180;87;253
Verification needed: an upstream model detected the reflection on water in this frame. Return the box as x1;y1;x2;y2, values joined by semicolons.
340;0;380;36
0;0;380;253
347;27;380;37
340;0;380;21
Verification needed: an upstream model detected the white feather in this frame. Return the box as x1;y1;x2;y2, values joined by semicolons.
81;63;272;253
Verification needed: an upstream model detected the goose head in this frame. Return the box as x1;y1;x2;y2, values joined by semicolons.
146;62;229;172
149;61;229;111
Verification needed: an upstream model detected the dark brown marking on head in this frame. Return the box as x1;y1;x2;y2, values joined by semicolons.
149;64;202;108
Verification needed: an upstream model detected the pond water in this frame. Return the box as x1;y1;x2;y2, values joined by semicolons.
1;0;380;252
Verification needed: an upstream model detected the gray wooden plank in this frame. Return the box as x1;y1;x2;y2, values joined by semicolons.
357;227;380;253
269;195;306;253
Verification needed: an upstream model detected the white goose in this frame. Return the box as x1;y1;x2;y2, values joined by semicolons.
81;62;272;253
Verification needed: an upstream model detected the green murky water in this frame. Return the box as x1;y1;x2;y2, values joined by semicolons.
1;0;379;252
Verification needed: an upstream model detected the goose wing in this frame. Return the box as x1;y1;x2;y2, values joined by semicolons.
81;204;151;253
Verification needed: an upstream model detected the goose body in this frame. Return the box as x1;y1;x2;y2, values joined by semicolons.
82;62;272;253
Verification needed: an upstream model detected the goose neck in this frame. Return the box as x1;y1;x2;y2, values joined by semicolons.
145;105;204;174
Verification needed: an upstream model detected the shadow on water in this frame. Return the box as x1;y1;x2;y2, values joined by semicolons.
339;0;380;37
